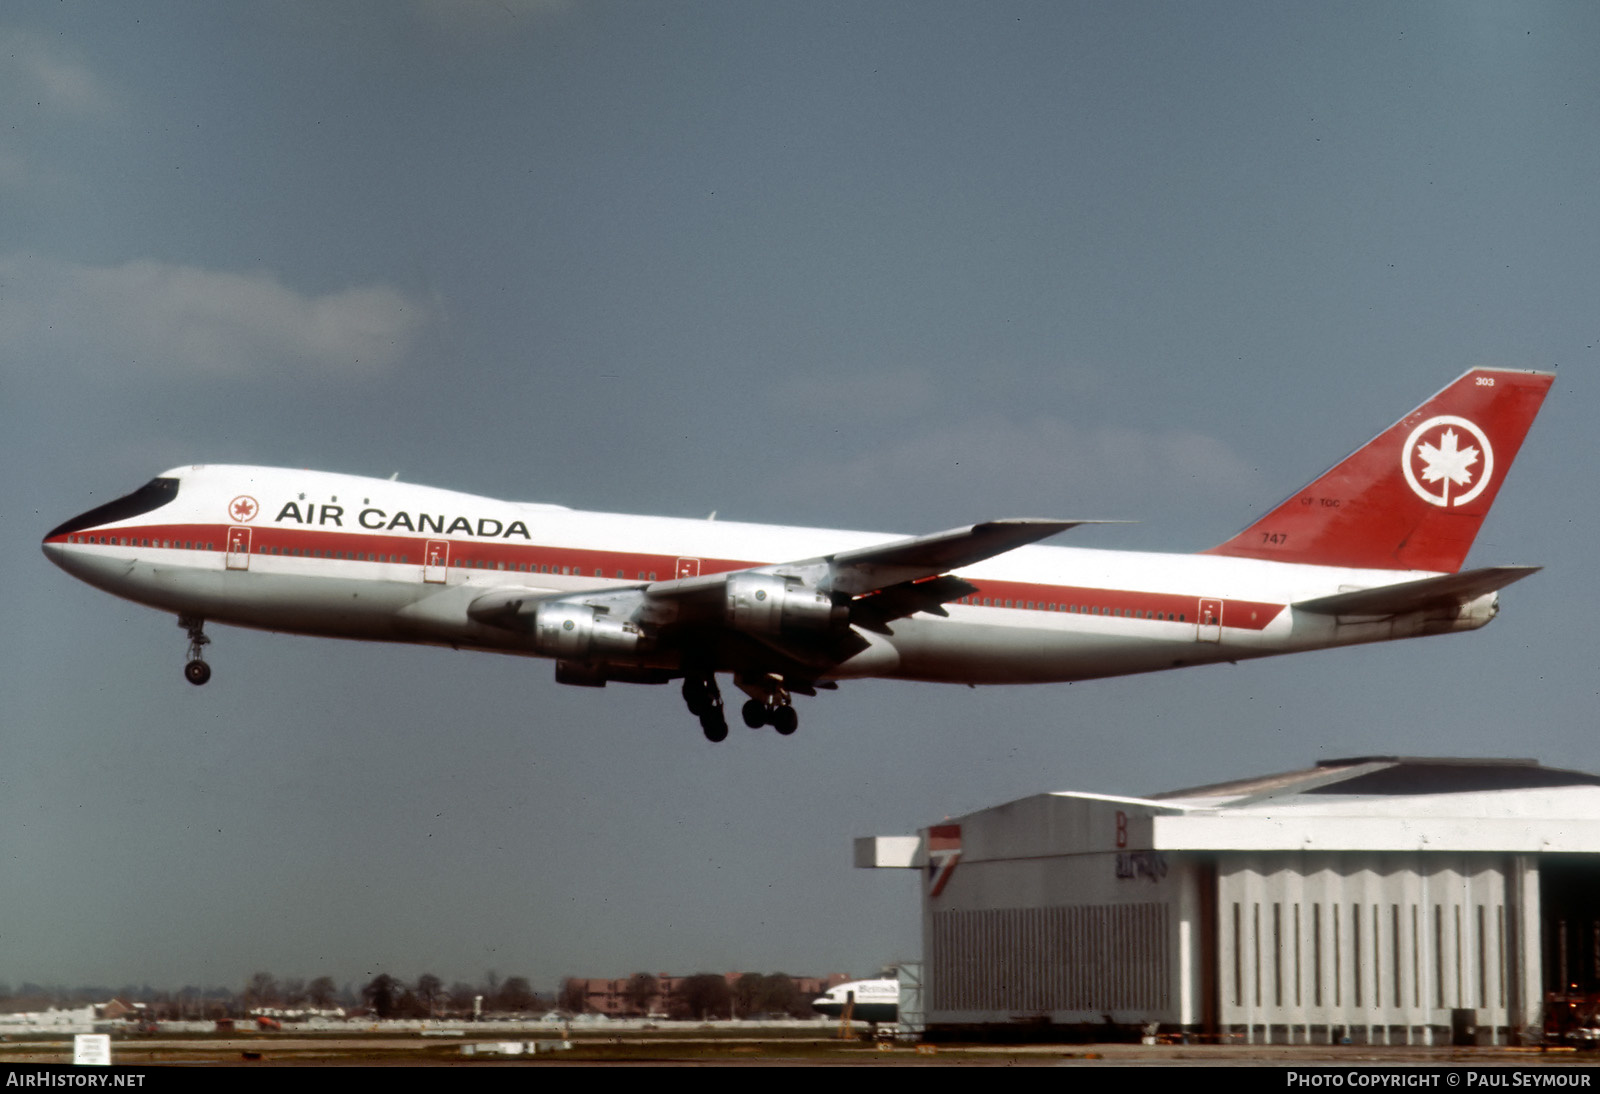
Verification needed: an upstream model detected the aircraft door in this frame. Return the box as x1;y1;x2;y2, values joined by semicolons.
675;557;701;579
226;527;251;571
424;539;449;584
1198;598;1223;642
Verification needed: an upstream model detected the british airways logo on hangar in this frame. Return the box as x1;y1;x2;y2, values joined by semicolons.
272;501;532;539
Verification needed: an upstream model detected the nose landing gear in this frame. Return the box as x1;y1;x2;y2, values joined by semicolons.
179;615;211;685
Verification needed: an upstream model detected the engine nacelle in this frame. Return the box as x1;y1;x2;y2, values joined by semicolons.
534;602;642;659
724;572;846;636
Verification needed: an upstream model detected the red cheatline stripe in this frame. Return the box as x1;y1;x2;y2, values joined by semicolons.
49;523;1287;630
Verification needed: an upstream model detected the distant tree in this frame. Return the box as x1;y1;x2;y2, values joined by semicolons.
306;977;339;1009
732;973;766;1017
498;977;535;1012
624;973;659;1016
448;981;480;1017
242;972;280;1010
415;974;444;1017
558;978;587;1014
761;973;811;1018
673;974;732;1020
393;987;428;1018
362;973;401;1018
280;979;307;1008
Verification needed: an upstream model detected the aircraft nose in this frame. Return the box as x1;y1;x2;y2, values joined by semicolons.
41;519;78;569
40;530;92;583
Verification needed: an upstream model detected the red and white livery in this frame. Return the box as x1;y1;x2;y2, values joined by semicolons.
42;368;1553;741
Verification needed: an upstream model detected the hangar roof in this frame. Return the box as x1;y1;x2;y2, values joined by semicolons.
856;757;1600;867
1133;757;1600;855
1154;755;1600;806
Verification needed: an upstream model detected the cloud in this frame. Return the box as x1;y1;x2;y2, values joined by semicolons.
763;413;1263;537
768;365;939;424
4;29;115;117
0;254;433;381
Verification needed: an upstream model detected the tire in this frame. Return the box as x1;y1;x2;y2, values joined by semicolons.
771;705;798;736
741;699;767;729
700;709;729;743
184;660;212;686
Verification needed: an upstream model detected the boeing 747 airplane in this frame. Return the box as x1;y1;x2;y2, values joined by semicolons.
43;368;1552;742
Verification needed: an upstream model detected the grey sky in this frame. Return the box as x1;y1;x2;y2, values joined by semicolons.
4;1;1597;993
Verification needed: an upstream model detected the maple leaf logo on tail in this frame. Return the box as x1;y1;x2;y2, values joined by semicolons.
1402;416;1495;508
1419;429;1478;491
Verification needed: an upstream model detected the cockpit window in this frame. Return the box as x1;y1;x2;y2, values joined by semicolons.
47;477;180;538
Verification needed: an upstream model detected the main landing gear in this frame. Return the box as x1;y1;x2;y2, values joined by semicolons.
179;615;211;686
740;697;798;735
735;674;800;736
682;675;727;743
684;673;804;742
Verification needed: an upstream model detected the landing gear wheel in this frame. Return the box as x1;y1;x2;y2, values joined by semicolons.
771;705;798;736
682;678;711;717
741;699;768;729
179;615;211;687
686;674;728;741
699;708;729;743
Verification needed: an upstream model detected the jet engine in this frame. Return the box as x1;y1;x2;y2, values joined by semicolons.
724;572;848;636
533;602;643;659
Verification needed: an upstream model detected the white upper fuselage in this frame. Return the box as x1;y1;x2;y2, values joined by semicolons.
41;464;1494;686
812;978;900;1022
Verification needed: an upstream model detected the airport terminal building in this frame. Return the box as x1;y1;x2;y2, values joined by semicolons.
858;757;1600;1044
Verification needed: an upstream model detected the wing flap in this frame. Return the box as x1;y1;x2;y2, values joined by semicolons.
850;575;978;634
825;519;1107;596
1293;565;1541;617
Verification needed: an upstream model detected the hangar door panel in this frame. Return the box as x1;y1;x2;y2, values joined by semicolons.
1541;855;1600;996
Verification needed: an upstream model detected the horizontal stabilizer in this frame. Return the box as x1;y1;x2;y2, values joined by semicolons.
1293;565;1541;617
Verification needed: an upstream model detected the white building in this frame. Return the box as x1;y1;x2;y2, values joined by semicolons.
857;756;1600;1044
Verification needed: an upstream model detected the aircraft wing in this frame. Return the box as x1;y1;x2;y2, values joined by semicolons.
645;519;1103;601
468;519;1103;657
639;518;1102;668
1292;565;1541;617
822;518;1099;595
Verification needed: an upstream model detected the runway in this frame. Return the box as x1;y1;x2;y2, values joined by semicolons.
1;1033;1594;1067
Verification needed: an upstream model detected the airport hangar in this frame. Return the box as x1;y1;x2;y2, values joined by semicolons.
858;756;1600;1045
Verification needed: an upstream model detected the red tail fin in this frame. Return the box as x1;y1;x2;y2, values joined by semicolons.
1205;368;1553;572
